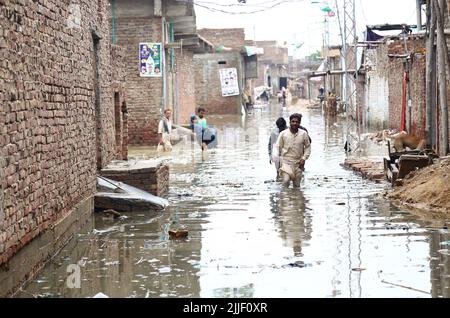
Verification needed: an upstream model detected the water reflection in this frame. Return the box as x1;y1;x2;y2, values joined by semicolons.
430;230;450;298
270;189;312;257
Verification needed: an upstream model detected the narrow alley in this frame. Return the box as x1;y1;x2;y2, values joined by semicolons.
17;102;450;298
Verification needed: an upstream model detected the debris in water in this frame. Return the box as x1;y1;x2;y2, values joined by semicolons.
336;202;346;205
352;268;366;272
159;267;171;273
381;280;430;295
148;258;160;263
188;212;200;218
169;230;189;239
100;209;122;219
104;261;120;266
438;249;450;255
281;262;311;268
177;193;193;197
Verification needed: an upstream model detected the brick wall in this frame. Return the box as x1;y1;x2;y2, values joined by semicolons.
115;16;163;145
198;28;245;51
174;50;196;125
101;161;169;197
193;52;243;115
356;74;365;124
386;37;426;138
111;44;128;159
255;62;268;87
256;41;288;65
0;0;119;265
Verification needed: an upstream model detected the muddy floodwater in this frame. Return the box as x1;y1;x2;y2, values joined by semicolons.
19;102;450;298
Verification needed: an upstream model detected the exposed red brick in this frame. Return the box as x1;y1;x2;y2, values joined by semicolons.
0;0;126;265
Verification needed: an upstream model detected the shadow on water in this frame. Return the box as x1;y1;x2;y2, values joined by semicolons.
17;101;450;298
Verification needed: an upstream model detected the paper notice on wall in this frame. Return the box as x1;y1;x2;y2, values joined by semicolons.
219;68;240;97
139;43;162;77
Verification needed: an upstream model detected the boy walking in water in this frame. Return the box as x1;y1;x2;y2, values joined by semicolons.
197;107;215;150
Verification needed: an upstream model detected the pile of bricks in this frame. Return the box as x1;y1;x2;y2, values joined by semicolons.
343;158;386;183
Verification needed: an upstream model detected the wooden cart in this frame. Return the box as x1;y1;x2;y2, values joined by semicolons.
383;141;434;186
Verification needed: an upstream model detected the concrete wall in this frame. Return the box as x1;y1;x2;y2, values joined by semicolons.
364;48;390;129
0;0;121;271
115;0;154;18
268;64;288;93
193;53;243;115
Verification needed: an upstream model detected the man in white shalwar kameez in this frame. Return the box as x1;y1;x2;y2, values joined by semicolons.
276;113;311;187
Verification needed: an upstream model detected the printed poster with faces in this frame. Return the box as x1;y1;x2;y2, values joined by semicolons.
219;68;240;97
139;43;162;77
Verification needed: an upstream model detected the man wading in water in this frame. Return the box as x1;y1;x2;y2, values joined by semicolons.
276;113;311;188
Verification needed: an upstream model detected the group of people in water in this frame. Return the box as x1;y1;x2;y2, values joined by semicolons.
157;107;216;152
158;106;311;188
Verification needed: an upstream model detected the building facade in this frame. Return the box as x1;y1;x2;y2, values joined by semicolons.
0;0;127;295
111;0;209;144
194;28;255;115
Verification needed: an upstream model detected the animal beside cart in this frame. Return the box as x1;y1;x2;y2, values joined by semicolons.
383;140;437;186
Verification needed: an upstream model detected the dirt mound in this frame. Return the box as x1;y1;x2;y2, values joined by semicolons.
387;158;450;213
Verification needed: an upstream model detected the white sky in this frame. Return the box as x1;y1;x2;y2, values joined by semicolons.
195;0;419;58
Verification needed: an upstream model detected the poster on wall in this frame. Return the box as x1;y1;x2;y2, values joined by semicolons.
139;43;162;77
219;68;240;97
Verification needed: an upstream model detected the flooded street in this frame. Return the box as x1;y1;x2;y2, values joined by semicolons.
19;102;450;298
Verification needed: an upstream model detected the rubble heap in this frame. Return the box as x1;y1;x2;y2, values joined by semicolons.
387;158;450;213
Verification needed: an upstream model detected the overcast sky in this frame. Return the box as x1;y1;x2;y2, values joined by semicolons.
195;0;419;58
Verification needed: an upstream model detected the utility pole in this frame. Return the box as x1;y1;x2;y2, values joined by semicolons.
324;12;331;95
433;0;449;155
340;0;360;154
417;0;423;32
425;0;437;148
402;27;412;133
